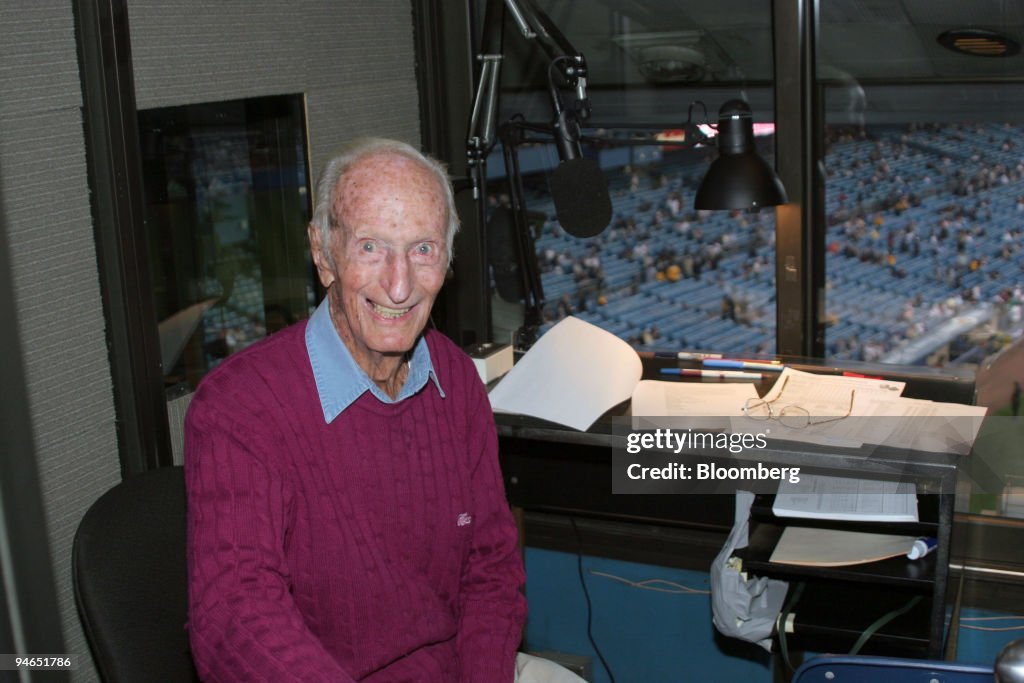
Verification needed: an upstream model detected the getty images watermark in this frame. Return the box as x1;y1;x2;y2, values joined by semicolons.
611;412;1002;496
615;422;801;494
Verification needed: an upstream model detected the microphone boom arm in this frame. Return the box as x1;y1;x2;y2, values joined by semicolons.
506;0;588;104
499;123;546;329
466;0;591;180
467;0;508;198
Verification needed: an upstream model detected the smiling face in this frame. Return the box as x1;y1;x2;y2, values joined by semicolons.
309;151;449;384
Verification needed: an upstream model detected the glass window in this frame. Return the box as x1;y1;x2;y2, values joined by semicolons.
821;106;1024;369
484;0;778;356
488;131;778;356
819;5;1024;370
818;4;1024;531
138;95;314;390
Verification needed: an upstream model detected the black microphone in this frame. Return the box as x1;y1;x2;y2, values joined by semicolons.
548;106;612;238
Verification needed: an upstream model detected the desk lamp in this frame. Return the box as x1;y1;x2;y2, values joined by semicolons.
694;99;788;210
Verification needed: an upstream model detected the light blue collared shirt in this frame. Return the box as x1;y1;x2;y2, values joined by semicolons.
304;299;445;423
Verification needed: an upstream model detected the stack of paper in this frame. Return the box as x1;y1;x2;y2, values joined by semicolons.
730;367;987;452
488;319;987;449
630;379;757;430
772;473;918;523
768;475;921;568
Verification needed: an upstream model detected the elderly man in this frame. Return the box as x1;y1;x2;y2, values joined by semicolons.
185;138;580;682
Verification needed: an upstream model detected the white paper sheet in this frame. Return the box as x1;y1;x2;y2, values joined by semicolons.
729;367;909;448
487;316;642;431
631;380;759;417
631;380;758;430
854;395;987;455
761;367;906;409
730;367;986;452
772;473;918;522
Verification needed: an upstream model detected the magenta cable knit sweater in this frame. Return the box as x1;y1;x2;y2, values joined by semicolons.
185;323;526;682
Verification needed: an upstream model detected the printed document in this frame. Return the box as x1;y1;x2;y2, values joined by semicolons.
630;380;757;430
772;473;918;522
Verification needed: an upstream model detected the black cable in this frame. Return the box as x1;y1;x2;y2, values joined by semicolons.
778;584;922;667
546;56;572;116
568;516;616;683
777;581;805;673
849;595;923;655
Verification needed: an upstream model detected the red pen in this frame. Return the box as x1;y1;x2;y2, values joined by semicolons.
842;371;884;380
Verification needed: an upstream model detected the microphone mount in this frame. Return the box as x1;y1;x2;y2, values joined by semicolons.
467;0;592;194
466;0;594;344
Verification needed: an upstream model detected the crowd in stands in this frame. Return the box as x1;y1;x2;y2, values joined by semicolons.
514;122;1024;365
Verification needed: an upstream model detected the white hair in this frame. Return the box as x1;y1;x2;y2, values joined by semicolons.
309;137;459;264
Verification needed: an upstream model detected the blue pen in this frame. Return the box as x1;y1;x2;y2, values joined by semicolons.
638;351;724;360
704;359;784;372
660;368;768;380
637;351;680;359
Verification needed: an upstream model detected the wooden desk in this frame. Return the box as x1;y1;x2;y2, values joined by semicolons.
495;356;974;658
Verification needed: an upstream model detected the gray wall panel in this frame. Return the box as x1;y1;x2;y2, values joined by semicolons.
306;78;423;165
128;0;421;173
0;5;83;120
0;7;122;683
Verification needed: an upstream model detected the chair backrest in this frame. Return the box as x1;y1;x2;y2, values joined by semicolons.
73;466;199;682
792;655;993;683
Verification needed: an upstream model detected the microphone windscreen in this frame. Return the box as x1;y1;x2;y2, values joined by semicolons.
549;157;612;238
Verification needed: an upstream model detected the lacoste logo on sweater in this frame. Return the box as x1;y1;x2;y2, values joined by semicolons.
457;513;473;527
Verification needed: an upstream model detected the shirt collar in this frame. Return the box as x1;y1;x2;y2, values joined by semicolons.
305;298;444;423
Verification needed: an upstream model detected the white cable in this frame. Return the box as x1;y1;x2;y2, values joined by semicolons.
960;625;1024;632
587;569;710;595
959;615;1024;631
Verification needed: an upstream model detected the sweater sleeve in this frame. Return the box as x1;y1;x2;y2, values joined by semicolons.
455;381;528;683
185;389;355;683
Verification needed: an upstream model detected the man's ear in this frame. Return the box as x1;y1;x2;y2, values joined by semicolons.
308;223;336;289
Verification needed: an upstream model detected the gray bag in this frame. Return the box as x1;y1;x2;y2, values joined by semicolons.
710;491;789;651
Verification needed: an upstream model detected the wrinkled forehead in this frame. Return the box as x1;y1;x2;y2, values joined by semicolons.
333;151;446;227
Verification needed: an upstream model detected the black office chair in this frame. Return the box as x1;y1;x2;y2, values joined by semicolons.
72;466;199;682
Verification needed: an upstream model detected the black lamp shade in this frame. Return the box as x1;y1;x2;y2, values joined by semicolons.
694;99;787;210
